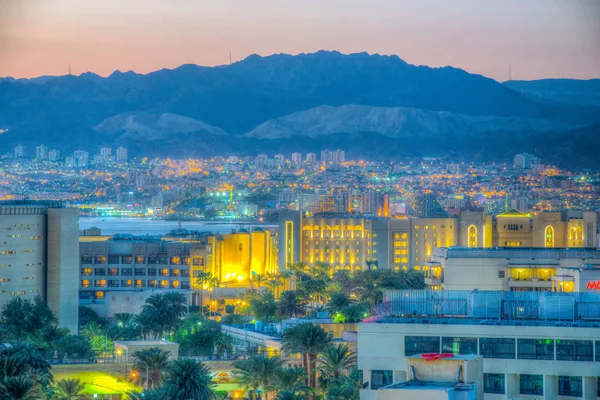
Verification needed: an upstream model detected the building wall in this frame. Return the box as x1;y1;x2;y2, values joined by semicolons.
0;205;79;332
47;208;79;332
431;248;600;292
358;322;600;400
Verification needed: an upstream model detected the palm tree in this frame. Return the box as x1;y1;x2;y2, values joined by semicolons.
311;261;331;278
277;291;306;319
318;344;356;380
265;273;284;297
358;282;383;305
282;323;331;398
195;271;212;312
52;378;87;400
325;293;352;315
80;322;103;341
165;358;215;400
250;273;265;289
163;291;188;334
0;376;43;400
325;368;362;400
126;386;171;400
213;332;233;357
273;367;309;395
234;355;281;400
288;262;309;288
132;348;170;389
114;313;135;326
275;391;306;400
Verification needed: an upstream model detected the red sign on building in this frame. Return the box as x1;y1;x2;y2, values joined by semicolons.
586;280;600;290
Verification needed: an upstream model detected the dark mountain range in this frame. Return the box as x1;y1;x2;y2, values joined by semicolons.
1;51;599;166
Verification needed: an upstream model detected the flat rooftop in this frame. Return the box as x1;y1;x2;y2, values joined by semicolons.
382;381;475;391
433;246;600;260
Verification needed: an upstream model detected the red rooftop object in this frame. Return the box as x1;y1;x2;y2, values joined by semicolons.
421;353;455;362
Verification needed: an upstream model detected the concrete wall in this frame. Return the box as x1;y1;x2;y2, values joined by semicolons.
0;212;47;305
47;208;80;333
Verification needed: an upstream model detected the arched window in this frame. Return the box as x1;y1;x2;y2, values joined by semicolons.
545;226;554;248
570;227;577;241
576;227;583;241
468;225;477;248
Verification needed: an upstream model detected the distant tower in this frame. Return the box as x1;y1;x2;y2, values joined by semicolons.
69;62;72;76
229;53;232;65
508;63;512;81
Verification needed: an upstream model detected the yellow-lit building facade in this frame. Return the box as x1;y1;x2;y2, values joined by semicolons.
79;228;278;317
279;210;599;277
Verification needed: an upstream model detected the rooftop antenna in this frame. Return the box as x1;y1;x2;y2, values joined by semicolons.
69;62;72;76
229;53;232;65
508;63;512;81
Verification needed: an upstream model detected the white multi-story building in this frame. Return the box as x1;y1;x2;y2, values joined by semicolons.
116;146;128;163
14;145;25;158
274;154;285;166
291;152;302;164
36;145;48;160
334;149;345;165
359;289;600;400
74;150;89;167
305;153;317;165
0;202;79;332
48;149;60;162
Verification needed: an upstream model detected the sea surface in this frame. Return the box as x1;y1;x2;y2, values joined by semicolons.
79;217;275;236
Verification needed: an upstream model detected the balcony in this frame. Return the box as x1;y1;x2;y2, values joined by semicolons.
508;278;552;289
425;276;442;286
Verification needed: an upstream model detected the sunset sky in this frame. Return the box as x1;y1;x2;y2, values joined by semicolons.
1;0;599;81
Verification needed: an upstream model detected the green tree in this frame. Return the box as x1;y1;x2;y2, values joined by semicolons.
0;344;53;397
165;358;216;400
248;290;277;323
325;368;362;400
318;344;356;380
273;367;309;395
132;348;171;389
277;291;306;319
276;391;306;400
282;323;331;398
127;386;171;400
325;293;352;315
234;355;282;400
53;335;93;359
311;261;331;278
0;376;43;400
52;378;87;400
358;282;382;306
250;273;265;288
213;332;233;356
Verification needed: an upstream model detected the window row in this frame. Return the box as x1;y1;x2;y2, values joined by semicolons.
81;268;190;277
80;255;200;265
81;279;189;289
405;336;597;361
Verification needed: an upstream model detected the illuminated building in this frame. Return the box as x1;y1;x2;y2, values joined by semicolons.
305;153;317;164
333;149;345;165
13;145;25;158
0;201;79;332
413;191;447;218
513;152;538;169
291;152;302;164
458;210;599;249
35;144;48;160
279;209;600;275
320;149;333;165
278;211;456;272
48;149;60;162
430;247;600;292
274;154;285;166
79;228;278;317
116;146;128;163
359;289;600;400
